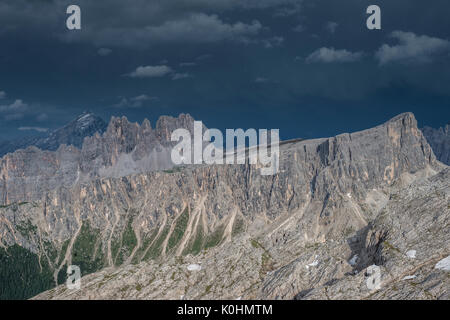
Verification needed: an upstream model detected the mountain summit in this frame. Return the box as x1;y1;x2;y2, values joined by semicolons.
0;112;107;157
37;111;108;151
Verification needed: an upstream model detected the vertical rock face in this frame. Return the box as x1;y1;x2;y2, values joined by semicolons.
422;123;450;165
0;113;196;205
1;112;447;300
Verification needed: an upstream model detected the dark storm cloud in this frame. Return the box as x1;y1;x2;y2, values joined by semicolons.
0;0;299;47
62;13;264;47
0;0;449;141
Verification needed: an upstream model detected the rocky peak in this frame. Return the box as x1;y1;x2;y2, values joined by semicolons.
73;111;104;129
0;111;107;157
421;120;450;165
141;118;152;131
155;113;196;141
0;113;199;205
39;111;107;150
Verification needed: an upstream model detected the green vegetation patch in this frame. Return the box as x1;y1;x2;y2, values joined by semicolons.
72;222;105;275
182;221;226;255
42;239;58;263
250;239;261;249
383;240;402;254
249;239;275;277
163;166;184;174
204;224;225;249
0;201;29;209
112;218;137;266
57;263;68;285
167;207;190;252
187;222;205;255
15;219;38;240
231;215;246;237
143;223;170;260
131;229;159;264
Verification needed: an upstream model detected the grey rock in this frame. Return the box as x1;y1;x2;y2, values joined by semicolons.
0;112;448;300
422;123;450;165
0;113;196;205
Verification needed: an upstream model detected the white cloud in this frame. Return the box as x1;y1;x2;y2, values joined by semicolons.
375;31;450;65
306;47;363;63
127;64;194;81
325;21;338;34
292;24;304;33
172;73;192;80
255;77;269;83
18;126;48;133
144;13;262;44
262;36;284;48
131;94;154;102
2;0;301;48
179;62;196;67
0;99;27;112
0;99;28;120
113;94;158;108
0;91;5;99
113;98;130;108
273;2;302;17
65;13;263;47
97;48;112;56
127;65;173;78
36;113;49;122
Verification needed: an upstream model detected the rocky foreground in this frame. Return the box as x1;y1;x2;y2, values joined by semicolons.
0;112;448;300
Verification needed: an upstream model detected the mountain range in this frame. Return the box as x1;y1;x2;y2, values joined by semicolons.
0;112;107;158
0;112;448;300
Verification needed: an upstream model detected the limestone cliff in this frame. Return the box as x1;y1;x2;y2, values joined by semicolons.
1;112;448;299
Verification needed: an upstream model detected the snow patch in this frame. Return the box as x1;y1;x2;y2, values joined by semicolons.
346;193;352;199
306;257;319;269
349;254;358;266
406;250;416;259
78;114;92;121
434;255;450;271
402;275;416;280
187;264;202;271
